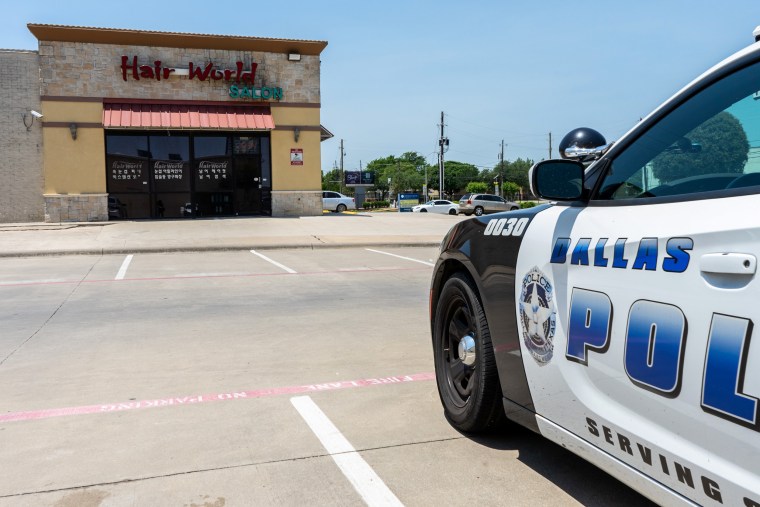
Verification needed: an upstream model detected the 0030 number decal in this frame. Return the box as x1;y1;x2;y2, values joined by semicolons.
566;287;759;431
483;217;529;237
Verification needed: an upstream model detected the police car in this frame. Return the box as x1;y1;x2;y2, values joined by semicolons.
430;28;760;506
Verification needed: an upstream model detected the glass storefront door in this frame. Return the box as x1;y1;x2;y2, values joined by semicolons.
234;156;262;214
194;135;233;217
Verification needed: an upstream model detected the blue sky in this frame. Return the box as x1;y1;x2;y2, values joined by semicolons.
2;1;760;172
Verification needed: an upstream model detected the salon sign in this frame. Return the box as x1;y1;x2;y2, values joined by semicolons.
120;56;283;100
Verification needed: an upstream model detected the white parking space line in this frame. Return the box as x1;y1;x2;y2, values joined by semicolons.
250;250;297;274
291;396;404;507
365;249;435;267
115;254;134;280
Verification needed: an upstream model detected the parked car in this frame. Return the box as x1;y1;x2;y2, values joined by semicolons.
322;191;355;212
458;193;519;216
412;200;459;215
430;28;760;506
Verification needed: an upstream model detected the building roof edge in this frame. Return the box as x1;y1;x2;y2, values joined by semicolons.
27;24;328;55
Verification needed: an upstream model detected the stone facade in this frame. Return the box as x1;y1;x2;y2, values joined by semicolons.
44;193;108;223
0;50;44;222
271;191;322;216
39;42;320;104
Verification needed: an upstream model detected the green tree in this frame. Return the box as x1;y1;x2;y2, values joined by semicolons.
652;112;749;182
478;166;497;185
503;158;533;191
465;181;488;194
428;160;479;196
366;152;427;199
322;168;341;192
502;181;521;200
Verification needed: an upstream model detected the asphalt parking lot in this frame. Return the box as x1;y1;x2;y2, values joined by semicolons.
0;246;654;506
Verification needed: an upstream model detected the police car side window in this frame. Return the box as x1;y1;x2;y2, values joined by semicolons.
597;61;760;200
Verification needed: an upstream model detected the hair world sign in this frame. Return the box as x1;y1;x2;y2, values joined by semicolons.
120;56;283;100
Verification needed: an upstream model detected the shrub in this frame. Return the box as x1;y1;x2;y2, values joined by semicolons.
363;201;389;209
520;201;537;209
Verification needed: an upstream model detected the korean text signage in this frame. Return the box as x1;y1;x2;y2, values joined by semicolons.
120;56;283;100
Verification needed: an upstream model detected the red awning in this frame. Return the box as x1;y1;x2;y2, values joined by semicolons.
103;103;274;130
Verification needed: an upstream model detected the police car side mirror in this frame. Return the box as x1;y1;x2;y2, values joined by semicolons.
529;159;585;201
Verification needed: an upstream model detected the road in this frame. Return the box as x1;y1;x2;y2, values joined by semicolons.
0;247;654;506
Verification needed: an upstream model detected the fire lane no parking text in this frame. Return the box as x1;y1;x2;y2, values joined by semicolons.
0;373;435;424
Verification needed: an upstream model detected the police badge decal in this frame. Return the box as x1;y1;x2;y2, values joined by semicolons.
519;267;556;364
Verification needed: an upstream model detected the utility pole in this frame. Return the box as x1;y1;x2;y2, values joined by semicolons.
498;139;506;197
548;132;553;160
438;111;448;199
339;139;345;194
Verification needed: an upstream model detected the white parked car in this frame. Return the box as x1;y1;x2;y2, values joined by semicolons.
322;191;355;212
430;27;760;506
412;200;459;215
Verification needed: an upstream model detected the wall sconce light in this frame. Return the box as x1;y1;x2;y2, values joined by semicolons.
69;123;78;140
288;52;301;62
294;127;300;142
22;110;43;131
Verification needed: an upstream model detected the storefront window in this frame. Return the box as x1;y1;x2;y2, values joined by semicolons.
234;136;261;155
150;135;190;193
195;136;232;158
106;135;149;157
106;135;149;194
194;136;232;193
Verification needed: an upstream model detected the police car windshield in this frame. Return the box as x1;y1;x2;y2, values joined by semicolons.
598;60;760;199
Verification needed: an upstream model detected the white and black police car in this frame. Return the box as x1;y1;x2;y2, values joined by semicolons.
430;28;760;506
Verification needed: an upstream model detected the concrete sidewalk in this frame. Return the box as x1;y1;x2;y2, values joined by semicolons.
0;212;468;257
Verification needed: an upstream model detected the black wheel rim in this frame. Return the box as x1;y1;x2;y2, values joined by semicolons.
440;294;477;408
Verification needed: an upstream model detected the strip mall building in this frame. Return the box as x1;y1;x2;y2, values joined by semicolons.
0;24;329;222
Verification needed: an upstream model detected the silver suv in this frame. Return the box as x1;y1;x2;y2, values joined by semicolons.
459;194;519;216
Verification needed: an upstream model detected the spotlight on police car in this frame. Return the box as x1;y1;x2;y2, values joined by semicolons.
559;127;610;164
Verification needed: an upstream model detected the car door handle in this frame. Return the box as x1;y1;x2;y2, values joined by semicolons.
700;253;757;275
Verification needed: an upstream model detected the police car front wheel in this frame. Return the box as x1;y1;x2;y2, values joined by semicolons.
433;272;504;433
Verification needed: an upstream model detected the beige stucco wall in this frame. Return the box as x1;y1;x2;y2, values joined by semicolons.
41;101;105;194
270;105;321;192
271;106;320;125
271;129;322;191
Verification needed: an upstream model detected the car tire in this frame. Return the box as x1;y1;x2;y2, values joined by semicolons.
420;209;428;212
474;206;484;216
433;272;504;433
510;206;519;211
336;204;347;212
448;209;457;215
